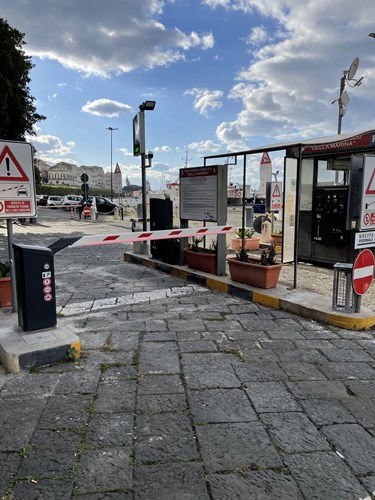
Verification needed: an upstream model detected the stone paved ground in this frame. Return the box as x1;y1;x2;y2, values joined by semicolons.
0;212;375;498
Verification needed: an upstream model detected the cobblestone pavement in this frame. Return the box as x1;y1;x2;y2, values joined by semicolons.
0;213;375;498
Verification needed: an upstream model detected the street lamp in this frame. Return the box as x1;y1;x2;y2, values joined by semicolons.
331;57;363;134
134;101;156;232
106;126;118;200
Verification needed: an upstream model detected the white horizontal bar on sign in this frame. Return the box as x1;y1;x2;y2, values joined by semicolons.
69;225;234;248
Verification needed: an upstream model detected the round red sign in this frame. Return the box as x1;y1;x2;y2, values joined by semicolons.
352;249;375;295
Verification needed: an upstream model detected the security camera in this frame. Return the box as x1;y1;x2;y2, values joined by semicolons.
147;151;154;159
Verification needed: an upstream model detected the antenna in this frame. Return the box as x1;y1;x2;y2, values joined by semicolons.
182;150;192;168
331;57;364;134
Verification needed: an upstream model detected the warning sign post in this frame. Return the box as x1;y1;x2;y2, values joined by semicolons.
0;140;36;219
360;156;375;230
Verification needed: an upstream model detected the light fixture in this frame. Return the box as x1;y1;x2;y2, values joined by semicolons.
139;101;156;111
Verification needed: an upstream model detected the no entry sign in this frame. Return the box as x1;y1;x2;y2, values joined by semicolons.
352;249;375;295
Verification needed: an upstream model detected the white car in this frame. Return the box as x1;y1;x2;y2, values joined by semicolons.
61;195;83;210
46;195;63;208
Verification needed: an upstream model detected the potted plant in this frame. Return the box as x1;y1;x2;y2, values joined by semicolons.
231;227;260;251
184;237;218;274
227;243;282;289
0;261;12;307
271;229;283;246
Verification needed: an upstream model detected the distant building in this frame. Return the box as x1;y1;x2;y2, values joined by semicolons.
113;163;122;195
48;162;79;186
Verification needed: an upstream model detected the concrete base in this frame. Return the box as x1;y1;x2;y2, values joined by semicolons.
0;313;81;373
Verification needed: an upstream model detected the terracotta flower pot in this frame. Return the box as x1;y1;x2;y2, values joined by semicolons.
0;277;12;307
231;237;260;251
271;234;282;245
184;248;217;274
227;257;282;289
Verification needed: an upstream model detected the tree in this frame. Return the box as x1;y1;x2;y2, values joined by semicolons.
0;18;45;140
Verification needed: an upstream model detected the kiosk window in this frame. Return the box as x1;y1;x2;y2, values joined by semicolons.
316;160;345;186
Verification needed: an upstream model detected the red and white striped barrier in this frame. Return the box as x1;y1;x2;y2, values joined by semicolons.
69;225;234;248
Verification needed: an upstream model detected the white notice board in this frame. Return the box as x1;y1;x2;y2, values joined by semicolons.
180;166;218;221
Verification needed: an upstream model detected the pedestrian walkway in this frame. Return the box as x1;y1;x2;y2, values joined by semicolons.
1;232;375;498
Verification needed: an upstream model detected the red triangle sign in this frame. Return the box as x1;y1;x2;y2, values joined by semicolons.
366;168;375;195
272;184;281;197
0;146;29;181
260;152;271;165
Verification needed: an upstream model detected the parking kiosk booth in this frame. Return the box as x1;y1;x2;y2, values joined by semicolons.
204;129;375;281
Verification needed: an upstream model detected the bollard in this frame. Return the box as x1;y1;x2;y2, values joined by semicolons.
90;206;96;221
114;207;119;220
70;206;78;220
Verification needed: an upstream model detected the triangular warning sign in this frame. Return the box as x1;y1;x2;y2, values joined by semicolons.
0;146;29;182
260;152;271;165
366;168;375;195
272;184;281;197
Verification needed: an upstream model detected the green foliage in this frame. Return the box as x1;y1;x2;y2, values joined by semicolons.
235;227;255;239
189;237;217;254
65;346;79;361
0;261;10;277
236;243;277;266
0;18;45;140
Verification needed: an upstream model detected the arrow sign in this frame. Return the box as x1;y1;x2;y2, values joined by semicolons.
352;249;375;295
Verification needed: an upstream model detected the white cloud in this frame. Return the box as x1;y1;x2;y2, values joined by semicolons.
184;88;223;116
81;99;132;117
29;134;75;156
154;146;172;153
188;140;222;153
3;1;214;77
203;0;375;144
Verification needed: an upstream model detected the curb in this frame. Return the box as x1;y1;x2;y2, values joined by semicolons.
124;251;375;331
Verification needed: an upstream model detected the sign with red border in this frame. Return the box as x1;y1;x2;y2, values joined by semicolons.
0;140;36;218
352;249;375;295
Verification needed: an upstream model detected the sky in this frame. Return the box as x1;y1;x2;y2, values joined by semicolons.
2;0;375;191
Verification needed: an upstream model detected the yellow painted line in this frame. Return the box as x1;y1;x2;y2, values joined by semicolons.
172;268;188;280
70;340;81;359
143;259;155;269
252;291;280;310
207;278;229;293
327;312;375;330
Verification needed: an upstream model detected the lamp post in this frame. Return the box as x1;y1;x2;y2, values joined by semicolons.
106;127;118;200
137;101;155;231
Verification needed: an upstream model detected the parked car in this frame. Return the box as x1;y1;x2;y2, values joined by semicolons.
46;195;63;208
88;196;118;215
37;195;49;206
61;195;83;210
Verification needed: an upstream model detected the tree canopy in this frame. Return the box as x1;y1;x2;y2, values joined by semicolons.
0;18;45;140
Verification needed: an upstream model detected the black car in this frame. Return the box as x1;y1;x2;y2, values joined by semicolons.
88;196;118;215
37;195;49;206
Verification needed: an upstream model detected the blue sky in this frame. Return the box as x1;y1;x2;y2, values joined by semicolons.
3;0;375;190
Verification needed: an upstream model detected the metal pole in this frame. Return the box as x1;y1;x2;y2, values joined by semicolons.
7;219;17;312
337;73;346;134
110;130;113;200
241;155;247;248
